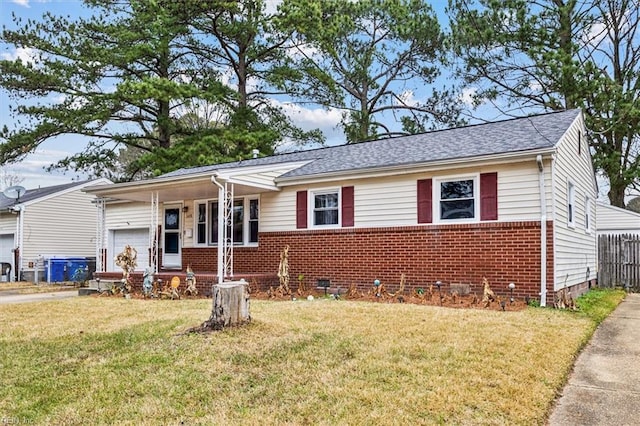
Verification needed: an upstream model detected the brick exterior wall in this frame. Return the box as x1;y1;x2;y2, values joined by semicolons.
98;221;560;304
179;220;555;304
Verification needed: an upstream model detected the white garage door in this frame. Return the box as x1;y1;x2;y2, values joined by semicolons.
0;234;14;263
0;234;14;280
111;228;149;272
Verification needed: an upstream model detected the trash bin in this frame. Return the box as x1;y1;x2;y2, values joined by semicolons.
0;262;11;282
66;258;89;282
46;258;67;282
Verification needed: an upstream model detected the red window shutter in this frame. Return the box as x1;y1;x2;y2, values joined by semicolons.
296;190;308;229
342;186;354;227
480;172;498;221
417;179;432;223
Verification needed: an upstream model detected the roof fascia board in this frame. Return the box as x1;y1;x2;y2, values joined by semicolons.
225;177;280;191
276;148;557;187
84;161;311;196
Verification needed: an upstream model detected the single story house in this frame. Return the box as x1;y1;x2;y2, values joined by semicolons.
0;179;111;282
85;109;597;306
596;201;640;235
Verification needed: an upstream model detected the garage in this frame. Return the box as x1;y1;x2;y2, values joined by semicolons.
111;228;149;272
0;234;15;281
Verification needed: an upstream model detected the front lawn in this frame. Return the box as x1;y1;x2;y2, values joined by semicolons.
0;290;624;425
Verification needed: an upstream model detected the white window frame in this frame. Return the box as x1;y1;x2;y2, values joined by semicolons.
310;188;341;228
585;196;592;233
567;181;576;228
193;196;260;247
433;174;479;223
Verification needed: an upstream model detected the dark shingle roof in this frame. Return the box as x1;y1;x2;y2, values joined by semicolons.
162;109;580;180
0;180;92;209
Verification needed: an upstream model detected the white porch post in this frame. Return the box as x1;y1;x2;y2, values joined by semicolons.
224;181;234;279
95;197;106;273
211;176;234;283
150;191;159;272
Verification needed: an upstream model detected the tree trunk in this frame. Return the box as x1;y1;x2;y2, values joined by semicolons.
203;282;251;330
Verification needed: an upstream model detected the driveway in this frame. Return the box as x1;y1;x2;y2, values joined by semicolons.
0;290;78;305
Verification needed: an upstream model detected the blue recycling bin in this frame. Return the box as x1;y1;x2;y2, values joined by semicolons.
46;257;91;282
46;258;66;282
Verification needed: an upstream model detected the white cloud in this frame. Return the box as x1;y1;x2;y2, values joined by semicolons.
1;47;39;65
275;100;342;134
583;21;608;47
263;0;282;15
396;90;418;107
10;0;30;7
459;87;478;106
53;94;88;110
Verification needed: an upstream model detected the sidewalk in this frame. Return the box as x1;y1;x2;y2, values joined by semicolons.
548;293;640;426
0;290;78;304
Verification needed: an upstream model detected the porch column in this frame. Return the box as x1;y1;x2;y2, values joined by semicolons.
150;191;159;273
211;176;234;283
95;197;106;273
223;181;234;279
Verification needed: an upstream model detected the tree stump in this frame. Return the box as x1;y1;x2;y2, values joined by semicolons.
201;282;251;331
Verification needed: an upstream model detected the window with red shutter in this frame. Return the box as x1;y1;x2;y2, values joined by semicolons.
480;172;498;221
342;186;354;227
296;190;308;229
417;179;433;223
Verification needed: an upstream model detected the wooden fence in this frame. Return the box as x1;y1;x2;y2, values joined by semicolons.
598;234;640;292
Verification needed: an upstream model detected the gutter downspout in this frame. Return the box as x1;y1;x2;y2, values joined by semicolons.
536;155;547;307
211;174;225;284
14;205;24;282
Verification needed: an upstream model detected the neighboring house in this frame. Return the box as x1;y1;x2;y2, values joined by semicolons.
596;201;640;235
0;179;111;282
85;109;597;306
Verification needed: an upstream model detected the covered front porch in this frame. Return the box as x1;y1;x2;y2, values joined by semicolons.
85;161;308;285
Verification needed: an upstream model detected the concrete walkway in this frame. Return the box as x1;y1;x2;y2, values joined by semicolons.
0;290;78;305
548;293;640;426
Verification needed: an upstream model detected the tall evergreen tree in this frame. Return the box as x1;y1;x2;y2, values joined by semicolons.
448;0;640;207
277;0;463;144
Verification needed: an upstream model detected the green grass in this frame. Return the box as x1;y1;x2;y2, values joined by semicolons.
575;288;626;325
0;289;625;425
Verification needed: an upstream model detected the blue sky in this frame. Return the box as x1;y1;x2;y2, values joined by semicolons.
1;0;608;199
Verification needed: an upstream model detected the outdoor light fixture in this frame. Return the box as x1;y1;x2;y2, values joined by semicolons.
96;277;101;292
508;282;516;304
436;281;442;305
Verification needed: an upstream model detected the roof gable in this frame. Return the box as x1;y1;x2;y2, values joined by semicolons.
0;179;111;209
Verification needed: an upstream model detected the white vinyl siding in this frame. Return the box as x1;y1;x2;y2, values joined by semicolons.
0;213;17;235
596;202;640;235
260;162;549;232
552;115;598;291
105;202;153;229
19;189;99;267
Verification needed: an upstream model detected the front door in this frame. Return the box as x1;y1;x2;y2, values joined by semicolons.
163;206;182;269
